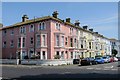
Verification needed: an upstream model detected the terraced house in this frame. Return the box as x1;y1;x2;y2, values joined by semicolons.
0;23;3;59
1;11;112;60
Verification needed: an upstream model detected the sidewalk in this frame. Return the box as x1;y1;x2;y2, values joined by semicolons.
0;64;42;68
0;64;79;69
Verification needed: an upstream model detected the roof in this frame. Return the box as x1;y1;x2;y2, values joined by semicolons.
1;15;110;40
109;38;118;41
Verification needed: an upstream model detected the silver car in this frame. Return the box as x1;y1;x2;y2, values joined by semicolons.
102;56;109;63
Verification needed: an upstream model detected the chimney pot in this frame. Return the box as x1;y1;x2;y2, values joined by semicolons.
95;32;98;34
89;29;93;32
83;26;88;30
66;18;71;23
52;11;59;18
22;14;29;22
75;20;80;26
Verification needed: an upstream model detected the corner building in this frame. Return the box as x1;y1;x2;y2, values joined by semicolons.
2;11;112;60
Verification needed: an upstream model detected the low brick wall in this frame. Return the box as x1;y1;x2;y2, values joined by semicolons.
21;59;73;66
0;59;73;66
0;59;17;64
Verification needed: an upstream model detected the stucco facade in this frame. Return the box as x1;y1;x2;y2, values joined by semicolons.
0;29;2;59
2;11;113;60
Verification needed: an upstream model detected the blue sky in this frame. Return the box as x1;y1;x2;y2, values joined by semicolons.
2;2;118;39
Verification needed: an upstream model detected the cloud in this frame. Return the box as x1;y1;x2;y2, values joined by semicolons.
81;14;118;26
92;25;118;39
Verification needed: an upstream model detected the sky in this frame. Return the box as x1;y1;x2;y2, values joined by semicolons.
2;2;118;39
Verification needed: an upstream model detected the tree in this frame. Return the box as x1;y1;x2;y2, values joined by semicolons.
112;49;118;56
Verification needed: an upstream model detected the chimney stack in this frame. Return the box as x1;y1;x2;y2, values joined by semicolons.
22;15;29;22
75;20;80;26
66;18;71;23
83;26;88;30
52;11;59;18
89;29;93;32
95;32;98;34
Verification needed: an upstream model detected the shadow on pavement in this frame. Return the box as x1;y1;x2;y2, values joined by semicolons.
6;73;120;80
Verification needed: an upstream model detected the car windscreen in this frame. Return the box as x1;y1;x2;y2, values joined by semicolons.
102;57;106;59
82;58;89;60
96;57;101;59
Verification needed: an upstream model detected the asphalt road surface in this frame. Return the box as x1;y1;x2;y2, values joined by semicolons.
1;62;120;79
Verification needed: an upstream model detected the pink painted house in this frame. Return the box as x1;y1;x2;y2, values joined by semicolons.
2;11;81;60
0;29;2;59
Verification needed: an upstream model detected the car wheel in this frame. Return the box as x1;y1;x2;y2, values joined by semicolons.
95;62;97;65
90;62;92;65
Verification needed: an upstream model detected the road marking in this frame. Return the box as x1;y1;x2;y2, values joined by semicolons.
61;72;71;74
95;68;101;70
103;68;110;70
111;69;118;71
64;72;71;74
0;77;2;80
87;68;93;70
104;66;113;69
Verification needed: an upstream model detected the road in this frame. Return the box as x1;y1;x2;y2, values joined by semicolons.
1;62;120;79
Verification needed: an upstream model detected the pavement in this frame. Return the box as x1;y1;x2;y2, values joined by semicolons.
0;61;120;79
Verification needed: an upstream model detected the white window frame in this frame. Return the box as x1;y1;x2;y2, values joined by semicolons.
3;41;6;48
29;24;34;32
22;37;25;48
36;34;41;47
18;38;21;48
20;26;26;34
3;30;7;36
56;35;59;46
81;40;83;48
65;37;68;45
74;38;77;48
41;34;46;47
61;51;64;59
29;49;34;58
55;23;60;30
61;36;64;47
30;37;34;45
38;22;46;30
71;52;73;59
10;40;14;48
42;51;46;59
11;30;14;35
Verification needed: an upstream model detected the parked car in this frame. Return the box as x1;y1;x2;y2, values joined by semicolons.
81;57;97;66
105;55;113;63
109;56;114;62
95;57;104;64
113;57;118;62
117;57;120;61
102;56;109;63
73;59;80;64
